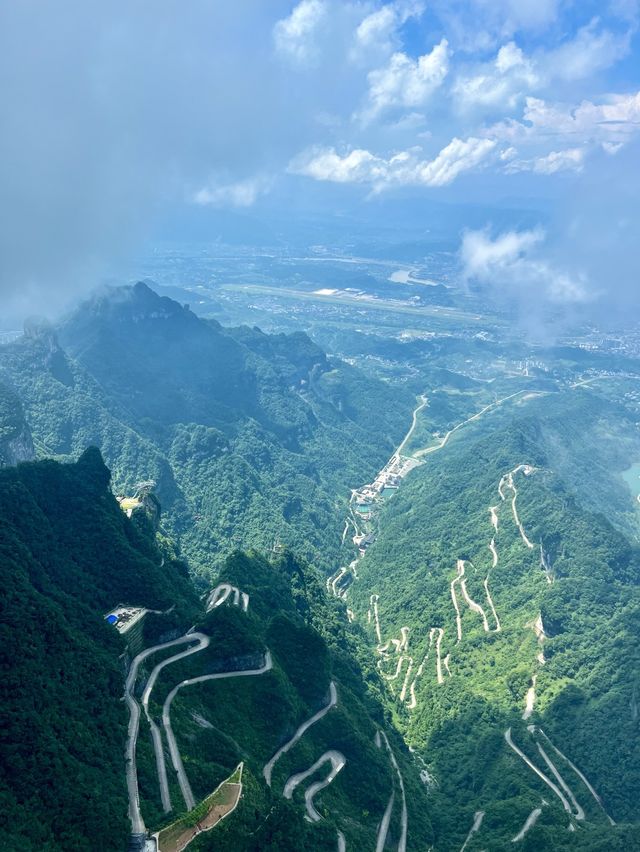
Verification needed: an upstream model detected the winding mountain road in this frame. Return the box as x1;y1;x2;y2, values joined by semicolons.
124;633;210;833
162;652;273;811
263;681;338;787
140;634;211;812
396;395;428;456
283;750;346;821
414;391;528;459
380;731;408;852
534;728;615;825
376;790;396;852
504;728;573;816
483;577;501;632
206;583;249;612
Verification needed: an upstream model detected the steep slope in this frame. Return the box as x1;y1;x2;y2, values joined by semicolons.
0;283;412;579
346;398;640;849
0;452;435;851
0;378;34;465
0;450;198;851
137;549;434;850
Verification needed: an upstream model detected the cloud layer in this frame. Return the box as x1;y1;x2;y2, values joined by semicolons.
0;0;638;322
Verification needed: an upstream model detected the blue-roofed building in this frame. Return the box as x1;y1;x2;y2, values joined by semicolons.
106;613;119;625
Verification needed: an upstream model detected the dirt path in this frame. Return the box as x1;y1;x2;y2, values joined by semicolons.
263;682;338;787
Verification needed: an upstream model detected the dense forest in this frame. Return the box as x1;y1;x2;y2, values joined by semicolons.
348;388;640;849
0;283;412;581
0;450;197;850
0;451;433;850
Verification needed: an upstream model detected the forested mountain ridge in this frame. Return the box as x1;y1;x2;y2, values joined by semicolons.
347;395;640;850
0;452;433;851
0;449;198;851
0;282;413;578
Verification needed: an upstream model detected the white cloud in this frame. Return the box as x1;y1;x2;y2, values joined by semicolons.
544;18;631;81
290;135;496;188
489;91;640;150
454;40;538;111
273;0;327;63
506;146;586;175
431;0;560;50
602;140;624;154
291;147;388;183
360;39;450;120
417;136;497;185
193;175;273;207
461;227;593;304
495;41;526;73
353;1;425;57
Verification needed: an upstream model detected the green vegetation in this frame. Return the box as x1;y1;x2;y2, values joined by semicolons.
348;387;640;849
0;450;433;850
0;283;412;580
0;449;198;851
143;549;434;849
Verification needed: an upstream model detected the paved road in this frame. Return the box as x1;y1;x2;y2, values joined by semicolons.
140;633;210;812
512;807;543;842
459;811;484;852
379;731;408;852
162;652;273;811
263;681;338;786
414;391;527;459
124;633;210;834
535;727;614;824
504;728;573;815
283;750;346;821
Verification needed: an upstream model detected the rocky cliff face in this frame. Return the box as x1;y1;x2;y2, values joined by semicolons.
0;380;34;466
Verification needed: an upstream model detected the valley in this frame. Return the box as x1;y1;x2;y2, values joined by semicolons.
4;4;640;851
2;274;640;851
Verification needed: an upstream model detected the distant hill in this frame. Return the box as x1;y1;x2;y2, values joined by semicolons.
0;282;413;579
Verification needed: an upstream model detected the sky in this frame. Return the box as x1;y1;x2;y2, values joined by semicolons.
0;0;639;324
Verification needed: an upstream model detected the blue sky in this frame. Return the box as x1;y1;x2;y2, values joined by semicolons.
0;1;638;319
